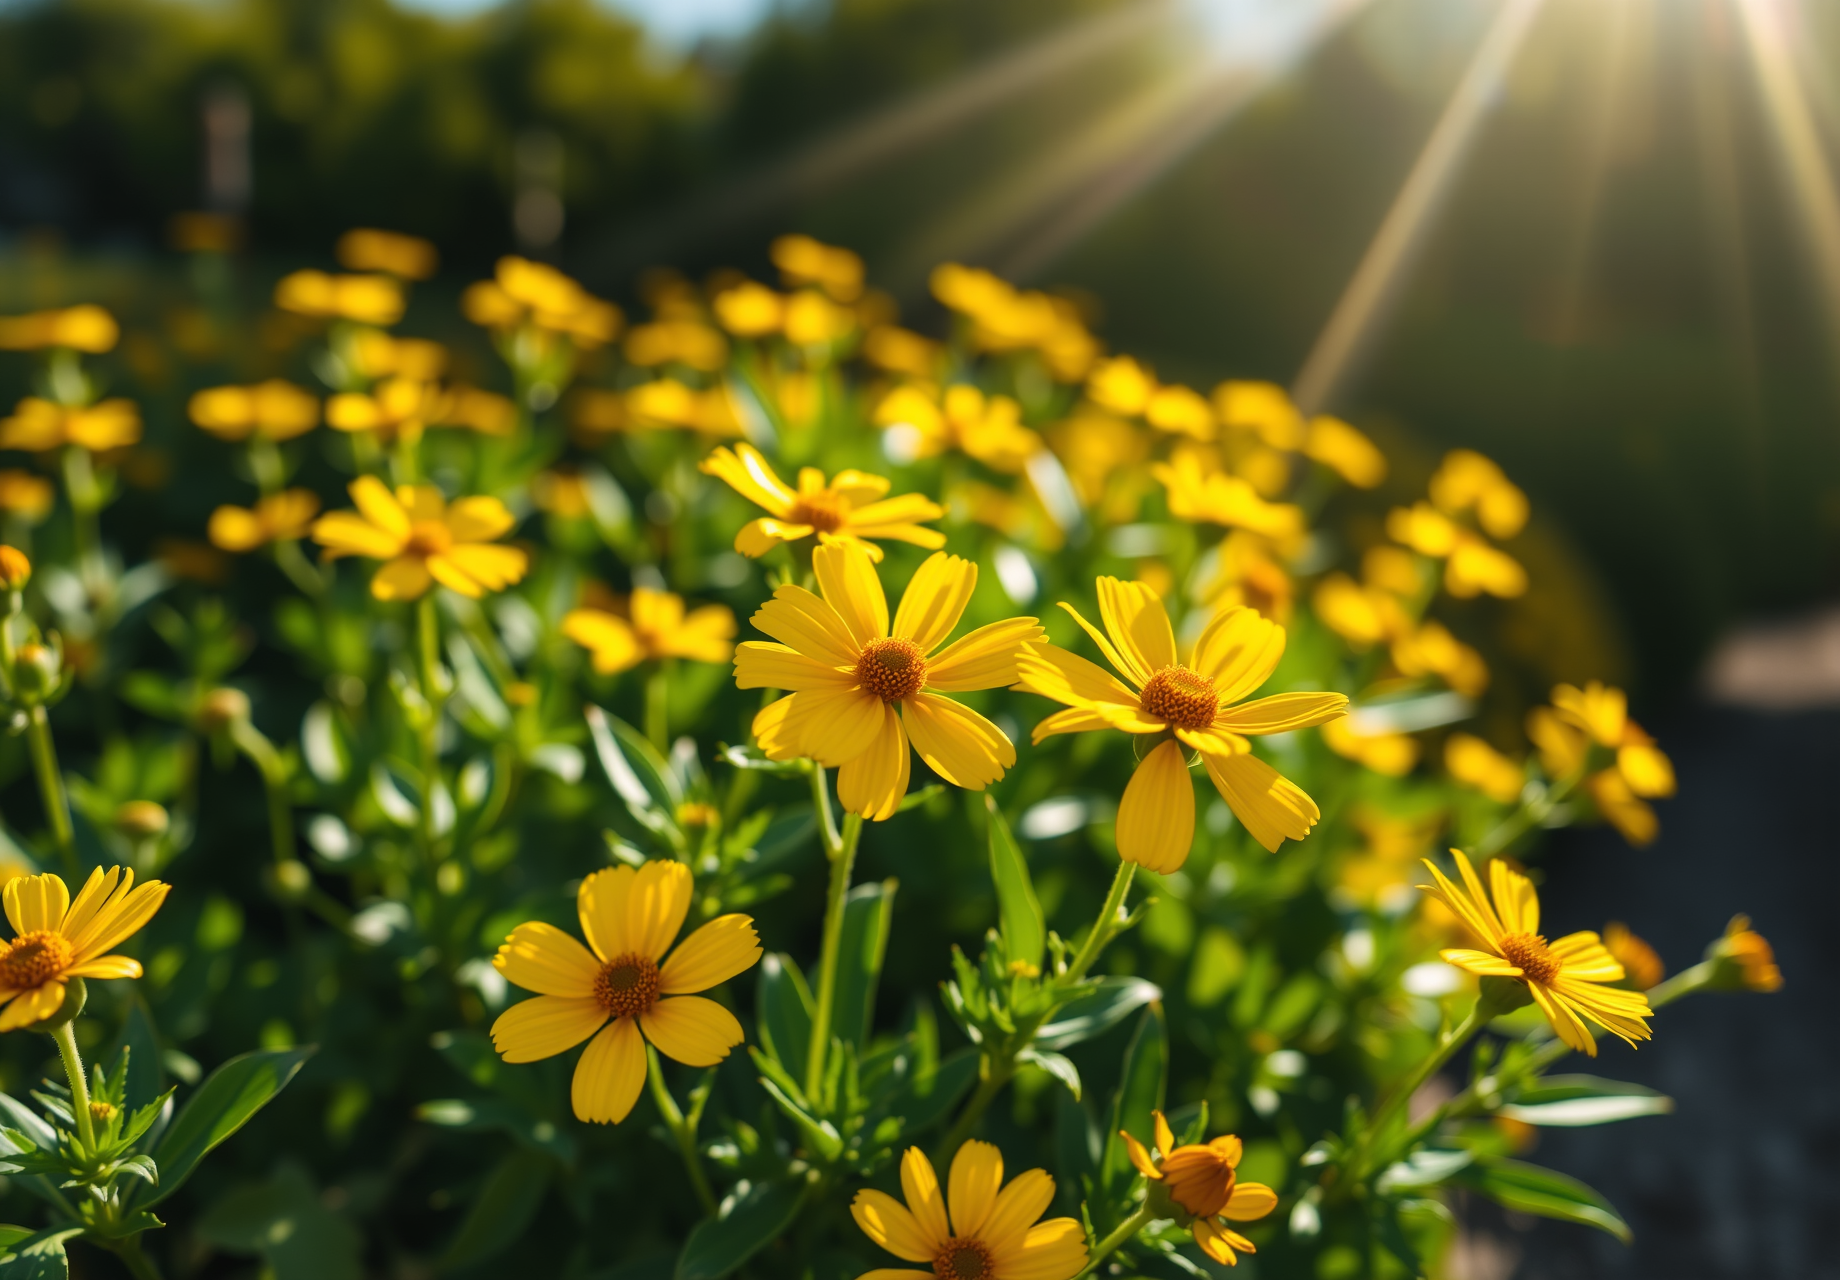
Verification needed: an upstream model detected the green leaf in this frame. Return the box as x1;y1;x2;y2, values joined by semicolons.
0;1225;82;1279
755;1077;843;1161
1099;1003;1166;1206
717;745;807;776
676;1178;806;1280
437;1147;553;1272
1498;1076;1674;1127
1036;977;1162;1051
881;1047;978;1135
755;954;814;1087
586;706;681;809
1376;1147;1472;1193
197;1163;361;1280
141;1047;313;1208
105;1000;165;1116
986;797;1044;971
1018;1047;1081;1100
831;880;896;1051
1454;1158;1631;1242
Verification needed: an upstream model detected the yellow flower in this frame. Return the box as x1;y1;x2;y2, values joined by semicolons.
1150;451;1302;540
1213;381;1302;449
1017;584;1346;867
1196;531;1291;623
208;489;321;552
1337;808;1440;911
1146;385;1216;440
462;258;621;347
0;546;30;590
737;543;1040;819
1045;413;1148;516
849;1140;1087;1280
1120;1112;1277;1267
490;861;760;1124
0;306;119;353
1535;682;1673;846
564;589;737;674
873;384;1041;472
351;332;448;381
0;397;140;452
1420;850;1652;1055
1709;915;1782;992
1429;449;1528;539
1392;621;1488;697
1602;922;1663;991
929;265;1097;380
1087;356;1158;416
1445;733;1523;804
1312;573;1398;649
1323;716;1419;777
0;868;169;1031
189;380;320;443
334;227;439;280
712;281;784;337
1386;502;1460;557
310;477;527;601
1303;415;1386;488
0;470;54;522
783;290;856;346
274;270;404;326
863;326;943;379
623;320;728;372
1444;535;1527;599
701;443;945;562
326;378;440;444
626;380;744;436
771;234;864;302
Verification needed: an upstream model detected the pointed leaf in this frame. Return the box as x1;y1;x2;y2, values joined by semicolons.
831;880;896;1051
755;954;814;1087
436;1147;552;1272
1454;1157;1632;1242
986;797;1044;970
1036;977;1162;1051
676;1178;806;1280
141;1048;312;1208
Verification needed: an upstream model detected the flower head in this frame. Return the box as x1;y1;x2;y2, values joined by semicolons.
1149;451;1302;540
310;477;527;601
1303;415;1386;488
1119;1111;1277;1267
1708;915;1782;992
0;398;140;452
0;546;29;591
771;234;864;302
209;490;321;553
1420;849;1653;1055
849;1140;1086;1280
736;542;1042;820
1445;733;1524;804
701;443;945;562
565;588;736;674
274;270;404;326
874;384;1041;472
1018;583;1346;868
0;868;169;1031
0;470;53;523
0;306;118;354
189;381;320;443
1602;922;1663;991
1528;682;1674;846
463;257;621;348
490;860;760;1124
335;227;439;280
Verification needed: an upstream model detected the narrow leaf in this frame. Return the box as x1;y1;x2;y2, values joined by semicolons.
142;1048;312;1208
986;797;1044;971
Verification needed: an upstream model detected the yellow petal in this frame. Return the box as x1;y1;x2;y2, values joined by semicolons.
398;483;446;523
1153;1111;1175;1157
901;693;1014;790
661;605;737;664
1451;850;1508;939
66;879;167;961
627;859;692;961
1489;858;1539;935
572;1016;647;1123
751;584;863;667
5;872;68;936
577;866;634;962
1214;691;1347;736
777;687;890;767
0;982;66;1032
65;955;142;980
1190;606;1285;704
815;541;889;647
1116;740;1195;873
208;505;266;552
837;702;911;821
846;493;944;533
1122;1130;1161;1179
999;1219;1088;1280
60;867;120;945
1528;982;1597;1056
1055;602;1143;689
372;555;433;600
563;610;644;674
900;1147;951;1250
349;475;410;539
440;543;527;593
752;695;801;761
927;618;1045;691
1015;644;1158;731
948;1139;1004;1238
852;1188;937;1263
701;443;797;517
1439;948;1520;977
445;495;515;542
735;517;799;557
640;995;745;1067
425;554;483;598
311;510;405;559
1096;576;1175;683
490;994;607;1062
856;1272;933;1280
981;1168;1055;1255
1417;859;1505;951
1199;749;1319;853
1223;1181;1278;1222
660;914;762;994
494;922;601;997
733;642;853;691
892;552;976;653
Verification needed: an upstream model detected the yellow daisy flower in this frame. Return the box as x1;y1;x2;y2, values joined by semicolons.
563;588;737;674
1121;1111;1278;1267
873;384;1041;473
700;443;945;562
849;1140;1087;1280
208;489;320;553
1016;583;1346;869
490;860;760;1125
1419;849;1652;1056
188;380;320;443
310;476;528;601
735;542;1042;820
0;397;141;452
0;868;169;1031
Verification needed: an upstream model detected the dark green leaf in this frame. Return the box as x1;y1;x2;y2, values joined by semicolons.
718;744;807;775
105;1002;164;1116
881;1048;978;1136
1100;1004;1166;1206
986;797;1044;970
197;1163;361;1280
1376;1147;1472;1193
587;706;681;809
756;954;814;1087
1018;1047;1080;1100
1455;1158;1631;1242
142;1048;312;1208
676;1179;806;1280
831;881;896;1051
1036;977;1162;1051
437;1147;553;1272
0;1225;82;1279
1498;1076;1673;1127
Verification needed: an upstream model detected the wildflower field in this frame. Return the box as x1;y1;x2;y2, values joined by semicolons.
0;229;1779;1279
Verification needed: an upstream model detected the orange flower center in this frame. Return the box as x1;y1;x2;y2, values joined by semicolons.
1499;931;1561;985
406;520;453;557
1140;665;1219;730
0;930;72;991
594;953;660;1019
934;1239;992;1280
856;638;926;702
791;491;849;533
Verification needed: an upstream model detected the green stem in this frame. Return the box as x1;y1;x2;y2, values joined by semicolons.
937;1065;1012;1162
1063;861;1136;983
109;1237;164;1280
1075;1203;1156;1279
27;707;77;878
1647;962;1708;1009
60;447;103;590
1477;764;1586;857
52;1020;95;1152
230;720;294;865
271;538;325;596
647;1046;718;1217
416;594;446;867
645;662;670;754
1356;1002;1483;1177
805;798;863;1099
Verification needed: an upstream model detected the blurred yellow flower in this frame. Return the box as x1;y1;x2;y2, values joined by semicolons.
623;320;728;372
274;270;404;326
1421;849;1652;1056
1337;808;1440;910
1392;621;1489;697
189;380;320;443
930;264;1099;380
1120;1112;1278;1267
625;380;744;436
712;281;783;337
1430;449;1528;539
850;1141;1086;1280
1709;915;1782;992
531;470;592;519
1313;573;1397;649
1086;356;1158;416
1213;380;1302;450
351;332;447;381
1323;715;1419;776
1531;681;1673;845
1387;501;1460;556
1146;384;1216;440
1046;412;1147;517
0;470;54;522
462;257;621;347
326;379;515;442
311;477;527;601
701;443;944;562
1198;531;1292;623
208;489;321;552
1151;450;1303;540
1602;922;1663;991
491;860;760;1124
1304;415;1386;488
1445;534;1527;599
0;397;140;452
0;867;169;1031
783;290;856;346
862;325;943;379
1363;545;1422;596
335;227;439;280
564;589;736;674
0;305;119;354
873;383;1040;472
1445;733;1523;803
771;233;864;302
1019;586;1345;866
737;543;1041;820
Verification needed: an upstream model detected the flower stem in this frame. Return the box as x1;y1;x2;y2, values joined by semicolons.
647;1046;718;1217
1062;861;1136;984
230;719;294;865
936;1064;1013;1163
52;1020;95;1152
27;706;77;879
645;662;670;754
1075;1203;1156;1279
415;593;446;864
1355;1001;1483;1177
111;1237;164;1280
804;780;862;1099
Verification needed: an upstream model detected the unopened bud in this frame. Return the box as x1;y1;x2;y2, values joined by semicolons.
1705;914;1783;992
198;686;251;731
505;680;537;707
114;800;170;840
88;1101;117;1124
0;546;30;591
12;642;59;698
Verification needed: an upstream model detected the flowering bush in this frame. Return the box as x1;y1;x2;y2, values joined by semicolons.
0;231;1779;1278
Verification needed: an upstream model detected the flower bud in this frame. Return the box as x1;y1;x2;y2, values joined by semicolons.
1704;915;1782;992
198;686;251;732
12;642;59;699
0;546;30;591
89;1101;117;1124
114;800;170;841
